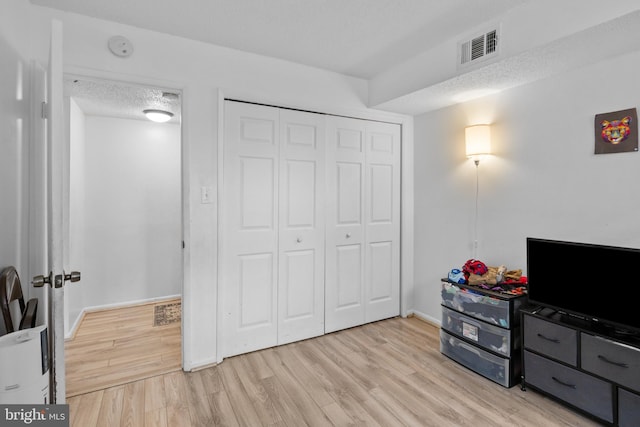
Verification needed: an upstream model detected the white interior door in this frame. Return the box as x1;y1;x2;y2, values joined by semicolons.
277;109;325;345
221;101;280;357
325;116;367;333
43;19;68;403
364;121;401;323
221;102;327;357
325;117;401;333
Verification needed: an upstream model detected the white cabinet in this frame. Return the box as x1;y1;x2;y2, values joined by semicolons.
221;101;401;357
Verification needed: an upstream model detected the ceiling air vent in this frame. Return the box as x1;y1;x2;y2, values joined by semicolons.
459;27;500;68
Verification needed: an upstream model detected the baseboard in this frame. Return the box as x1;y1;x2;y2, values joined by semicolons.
185;357;218;372
65;310;87;341
406;309;441;328
64;294;182;340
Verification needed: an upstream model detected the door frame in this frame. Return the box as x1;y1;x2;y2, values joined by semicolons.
53;65;189;370
215;92;415;362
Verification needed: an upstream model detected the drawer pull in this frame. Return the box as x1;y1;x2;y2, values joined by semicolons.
537;333;560;344
597;354;629;368
551;376;576;389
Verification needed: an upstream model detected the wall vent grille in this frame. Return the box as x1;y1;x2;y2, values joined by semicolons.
459;27;500;67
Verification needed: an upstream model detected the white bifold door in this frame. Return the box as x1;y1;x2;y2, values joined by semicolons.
221;101;400;358
221;101;326;358
324;116;401;333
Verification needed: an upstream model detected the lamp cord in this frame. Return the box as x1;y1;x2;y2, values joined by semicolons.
473;159;480;259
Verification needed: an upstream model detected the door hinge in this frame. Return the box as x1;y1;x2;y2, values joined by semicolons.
41;101;48;119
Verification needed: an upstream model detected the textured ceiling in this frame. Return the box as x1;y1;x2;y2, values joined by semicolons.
64;76;181;123
34;0;640;117
31;0;523;79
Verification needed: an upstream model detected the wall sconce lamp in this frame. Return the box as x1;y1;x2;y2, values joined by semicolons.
465;124;492;259
143;109;174;123
465;124;492;166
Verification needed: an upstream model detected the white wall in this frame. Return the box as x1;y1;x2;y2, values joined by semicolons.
413;49;640;323
81;116;182;310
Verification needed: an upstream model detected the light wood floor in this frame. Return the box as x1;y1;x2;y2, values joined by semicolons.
65;298;182;398
66;316;601;427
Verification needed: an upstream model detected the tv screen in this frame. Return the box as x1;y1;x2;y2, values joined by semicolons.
527;237;640;334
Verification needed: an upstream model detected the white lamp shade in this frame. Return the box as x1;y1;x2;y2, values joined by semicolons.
465;125;491;158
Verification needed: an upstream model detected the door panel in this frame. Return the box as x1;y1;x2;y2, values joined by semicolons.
240;156;275;229
222;103;325;355
325;117;367;333
326;117;400;332
336;244;363;308
284;160;316;227
238;253;274;327
369;164;393;223
277;109;325;346
369;241;393;301
337;162;362;224
364;121;401;323
222;102;279;357
47;20;67;403
282;249;315;318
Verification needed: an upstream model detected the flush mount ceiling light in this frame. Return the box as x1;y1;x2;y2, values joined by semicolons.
143;109;174;123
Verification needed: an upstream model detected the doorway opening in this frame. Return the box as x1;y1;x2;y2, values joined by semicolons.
62;75;183;397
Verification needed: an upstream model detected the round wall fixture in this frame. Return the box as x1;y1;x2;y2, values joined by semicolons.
108;36;134;58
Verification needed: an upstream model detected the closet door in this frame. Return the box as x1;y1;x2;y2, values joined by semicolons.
278;110;325;345
325;117;368;333
221;102;326;357
221;101;280;357
364;121;401;323
325;117;401;333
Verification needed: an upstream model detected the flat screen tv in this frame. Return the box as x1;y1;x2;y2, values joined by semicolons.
527;237;640;336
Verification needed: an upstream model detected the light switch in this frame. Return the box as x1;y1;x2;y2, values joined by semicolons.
201;186;213;204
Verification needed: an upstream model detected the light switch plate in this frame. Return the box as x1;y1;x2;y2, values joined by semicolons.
201;186;213;204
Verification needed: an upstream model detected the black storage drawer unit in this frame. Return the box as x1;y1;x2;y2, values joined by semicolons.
523;314;577;366
618;388;640;427
522;307;640;426
524;350;613;423
581;333;640;391
440;280;526;388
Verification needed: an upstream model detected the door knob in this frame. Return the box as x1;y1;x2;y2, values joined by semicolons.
346;233;351;238
32;271;81;288
32;272;53;288
65;271;81;283
296;237;302;243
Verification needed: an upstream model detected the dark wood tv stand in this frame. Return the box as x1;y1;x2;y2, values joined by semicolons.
521;307;640;426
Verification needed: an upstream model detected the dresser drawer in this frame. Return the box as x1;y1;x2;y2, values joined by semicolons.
441;281;521;328
618;388;640;427
523;315;577;366
441;305;519;357
581;333;640;392
440;329;518;388
524;350;613;423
